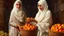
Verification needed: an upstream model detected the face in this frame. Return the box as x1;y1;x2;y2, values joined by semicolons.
16;2;22;9
38;4;44;11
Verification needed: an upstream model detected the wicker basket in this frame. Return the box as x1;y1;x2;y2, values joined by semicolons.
19;27;38;36
49;28;64;36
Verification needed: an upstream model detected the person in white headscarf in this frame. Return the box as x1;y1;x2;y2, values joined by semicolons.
35;0;52;36
9;0;26;36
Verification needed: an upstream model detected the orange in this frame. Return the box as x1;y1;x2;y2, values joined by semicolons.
59;29;62;32
51;24;64;32
58;26;61;30
20;23;37;30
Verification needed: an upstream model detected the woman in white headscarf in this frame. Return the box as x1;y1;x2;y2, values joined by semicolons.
35;0;52;36
9;0;26;36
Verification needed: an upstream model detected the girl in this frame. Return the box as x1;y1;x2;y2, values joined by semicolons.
9;0;26;36
35;0;52;36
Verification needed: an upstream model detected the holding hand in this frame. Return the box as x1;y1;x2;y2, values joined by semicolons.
26;17;37;23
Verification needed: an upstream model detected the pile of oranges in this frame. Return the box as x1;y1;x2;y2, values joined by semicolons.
51;24;64;32
21;23;37;30
18;17;37;31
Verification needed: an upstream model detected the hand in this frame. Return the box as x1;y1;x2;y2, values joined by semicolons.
26;17;31;23
30;17;37;23
30;22;37;26
16;24;21;28
26;17;37;23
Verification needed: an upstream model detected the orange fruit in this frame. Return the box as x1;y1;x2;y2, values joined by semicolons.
61;24;64;29
58;26;62;30
59;29;62;32
23;27;27;30
57;24;61;27
20;23;37;30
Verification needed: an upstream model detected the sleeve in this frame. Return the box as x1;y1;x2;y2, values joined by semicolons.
36;10;52;32
9;11;17;26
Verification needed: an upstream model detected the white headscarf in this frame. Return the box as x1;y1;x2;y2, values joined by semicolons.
38;0;48;12
9;0;26;26
13;0;22;10
11;0;24;18
35;0;49;22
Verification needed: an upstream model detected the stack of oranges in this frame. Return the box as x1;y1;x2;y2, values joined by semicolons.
18;17;37;31
21;23;37;30
51;24;64;32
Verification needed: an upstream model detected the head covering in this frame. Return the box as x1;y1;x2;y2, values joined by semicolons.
10;0;25;22
11;0;23;16
38;0;48;12
9;0;26;26
12;0;22;11
35;0;49;22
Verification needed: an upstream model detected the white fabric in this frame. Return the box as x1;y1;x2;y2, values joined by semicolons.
35;0;52;36
35;0;48;22
9;0;26;36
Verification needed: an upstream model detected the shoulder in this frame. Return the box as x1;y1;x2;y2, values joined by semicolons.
47;10;51;13
10;10;16;16
11;10;15;14
46;10;51;14
45;10;52;17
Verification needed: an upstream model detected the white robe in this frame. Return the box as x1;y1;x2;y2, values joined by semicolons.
35;10;52;36
9;10;26;36
35;0;52;36
9;0;26;36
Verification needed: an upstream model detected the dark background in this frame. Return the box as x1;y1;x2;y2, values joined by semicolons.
2;0;64;32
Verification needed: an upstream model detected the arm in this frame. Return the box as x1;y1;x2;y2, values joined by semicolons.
9;11;17;26
9;11;26;28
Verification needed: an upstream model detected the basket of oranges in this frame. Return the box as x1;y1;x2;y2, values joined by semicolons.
49;23;64;36
17;17;38;36
17;23;38;36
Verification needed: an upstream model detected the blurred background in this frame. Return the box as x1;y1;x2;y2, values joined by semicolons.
0;0;64;33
